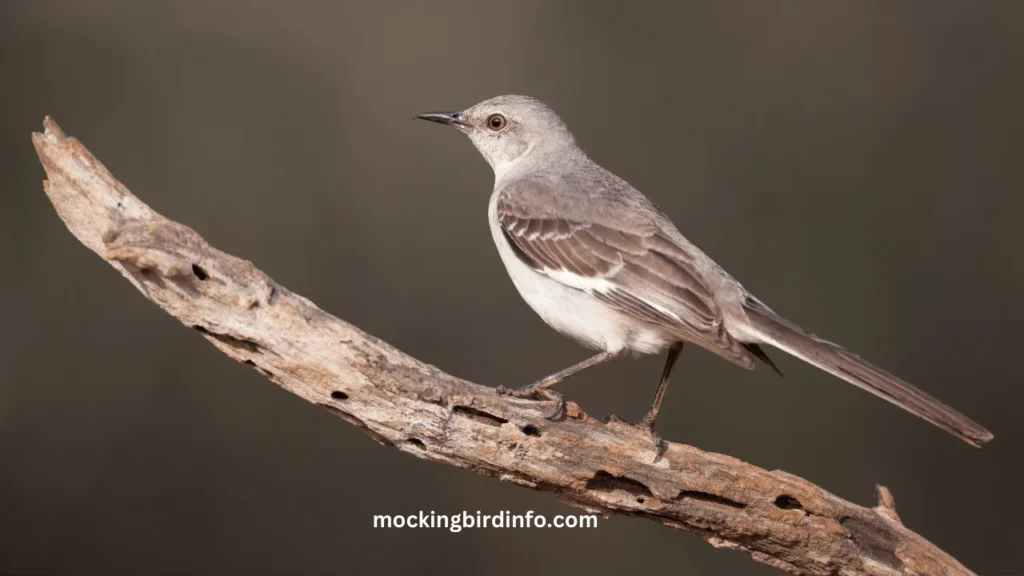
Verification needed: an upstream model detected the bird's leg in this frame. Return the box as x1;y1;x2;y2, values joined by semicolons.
640;342;683;429
498;350;622;398
639;342;683;459
497;350;622;419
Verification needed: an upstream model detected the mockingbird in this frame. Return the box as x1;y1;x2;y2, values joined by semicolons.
417;94;992;447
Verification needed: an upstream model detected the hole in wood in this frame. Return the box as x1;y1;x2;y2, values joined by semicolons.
521;424;541;437
774;495;803;510
453;405;508;426
586;470;653;498
676;490;745;509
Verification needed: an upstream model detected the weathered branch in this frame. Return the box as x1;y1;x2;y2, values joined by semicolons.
33;117;974;576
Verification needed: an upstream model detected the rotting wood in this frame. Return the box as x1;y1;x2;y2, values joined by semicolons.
33;117;976;576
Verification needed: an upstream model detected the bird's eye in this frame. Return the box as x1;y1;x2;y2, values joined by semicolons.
487;114;507;131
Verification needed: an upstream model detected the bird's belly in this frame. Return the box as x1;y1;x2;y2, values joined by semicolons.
487;199;670;355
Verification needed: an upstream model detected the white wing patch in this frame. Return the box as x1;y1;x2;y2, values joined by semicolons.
545;268;615;293
542;267;683;323
629;295;684;323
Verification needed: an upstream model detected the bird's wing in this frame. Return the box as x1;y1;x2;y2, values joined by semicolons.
496;182;755;369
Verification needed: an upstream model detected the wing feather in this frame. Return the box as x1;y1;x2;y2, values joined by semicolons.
496;186;754;369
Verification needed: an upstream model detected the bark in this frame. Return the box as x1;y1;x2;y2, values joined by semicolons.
32;117;974;576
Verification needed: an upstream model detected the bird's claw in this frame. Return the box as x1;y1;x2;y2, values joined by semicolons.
543;391;566;421
602;413;667;462
496;385;565;421
496;383;542;399
640;423;668;463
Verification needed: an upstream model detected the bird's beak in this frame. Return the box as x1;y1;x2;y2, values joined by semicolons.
415;111;471;131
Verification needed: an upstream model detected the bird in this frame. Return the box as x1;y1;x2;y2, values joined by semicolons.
415;94;993;448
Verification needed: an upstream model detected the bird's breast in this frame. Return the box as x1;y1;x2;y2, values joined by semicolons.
486;191;671;355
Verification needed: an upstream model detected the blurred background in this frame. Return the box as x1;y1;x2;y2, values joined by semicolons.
1;1;1021;574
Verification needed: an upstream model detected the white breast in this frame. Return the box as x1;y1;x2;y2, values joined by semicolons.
486;191;672;355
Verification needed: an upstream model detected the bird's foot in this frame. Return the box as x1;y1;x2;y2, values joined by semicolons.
638;416;667;463
603;412;667;462
496;384;565;421
495;382;541;399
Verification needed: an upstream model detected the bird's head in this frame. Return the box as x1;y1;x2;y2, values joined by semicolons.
416;95;577;178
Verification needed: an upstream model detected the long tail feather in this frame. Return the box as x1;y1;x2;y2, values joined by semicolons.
741;300;993;447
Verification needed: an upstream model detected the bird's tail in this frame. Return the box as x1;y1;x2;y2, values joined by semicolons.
741;299;993;447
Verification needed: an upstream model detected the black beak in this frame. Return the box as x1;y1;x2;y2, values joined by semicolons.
415;111;471;128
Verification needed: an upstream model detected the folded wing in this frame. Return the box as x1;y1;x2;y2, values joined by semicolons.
496;183;756;369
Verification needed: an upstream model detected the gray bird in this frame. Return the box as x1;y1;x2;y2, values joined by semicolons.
417;94;992;447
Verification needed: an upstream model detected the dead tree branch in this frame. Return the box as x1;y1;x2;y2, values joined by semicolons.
32;117;974;576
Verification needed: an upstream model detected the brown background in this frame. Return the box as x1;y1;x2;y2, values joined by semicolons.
1;1;1021;574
